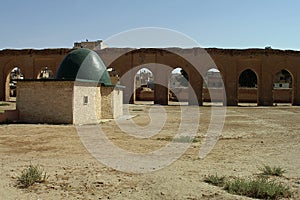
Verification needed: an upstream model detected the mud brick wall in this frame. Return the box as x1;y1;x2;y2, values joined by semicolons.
17;81;74;124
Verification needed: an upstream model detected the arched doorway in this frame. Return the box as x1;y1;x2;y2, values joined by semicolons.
169;67;189;104
6;67;24;101
273;69;293;105
37;67;54;79
107;67;120;85
134;67;154;103
238;69;258;105
203;68;224;105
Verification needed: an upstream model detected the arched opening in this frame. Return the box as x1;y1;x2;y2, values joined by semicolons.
238;69;258;106
37;67;54;79
169;67;189;104
134;67;154;104
273;69;293;105
107;67;120;85
6;67;24;101
203;68;224;105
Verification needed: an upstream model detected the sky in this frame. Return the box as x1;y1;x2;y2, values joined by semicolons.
0;0;300;50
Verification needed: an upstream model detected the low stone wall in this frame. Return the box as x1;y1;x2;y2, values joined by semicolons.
238;88;258;103
273;89;292;103
203;88;224;102
0;110;19;123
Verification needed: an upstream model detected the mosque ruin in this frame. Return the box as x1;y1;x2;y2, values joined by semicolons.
0;41;300;123
1;48;123;124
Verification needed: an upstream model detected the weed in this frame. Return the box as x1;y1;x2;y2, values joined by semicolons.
17;164;48;188
259;165;286;177
224;177;292;199
204;174;225;187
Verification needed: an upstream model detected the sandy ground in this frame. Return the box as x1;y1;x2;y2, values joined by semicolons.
0;104;300;199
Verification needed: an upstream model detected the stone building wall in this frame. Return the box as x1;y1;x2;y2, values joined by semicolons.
73;82;101;125
112;87;123;118
17;81;74;124
16;80;122;124
101;86;123;119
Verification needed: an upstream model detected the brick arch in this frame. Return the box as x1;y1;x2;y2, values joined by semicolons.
4;64;26;101
168;67;190;102
237;69;259;105
272;68;293;104
205;67;224;86
271;61;295;87
109;48;203;105
1;47;300;106
35;66;56;79
238;68;258;88
273;68;294;83
200;63;226;104
238;68;259;80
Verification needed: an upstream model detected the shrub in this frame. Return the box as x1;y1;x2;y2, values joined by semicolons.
204;174;225;187
259;165;286;177
224;177;292;199
17;164;48;188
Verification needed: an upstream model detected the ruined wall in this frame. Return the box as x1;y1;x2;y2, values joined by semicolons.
17;80;74;124
0;49;70;101
2;47;300;106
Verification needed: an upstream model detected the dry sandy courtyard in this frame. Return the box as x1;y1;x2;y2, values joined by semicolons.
0;105;299;199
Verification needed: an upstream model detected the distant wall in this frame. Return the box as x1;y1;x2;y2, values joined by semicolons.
0;110;19;123
17;81;74;124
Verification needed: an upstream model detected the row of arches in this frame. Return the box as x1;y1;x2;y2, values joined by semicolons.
6;66;54;101
5;64;294;105
109;66;294;106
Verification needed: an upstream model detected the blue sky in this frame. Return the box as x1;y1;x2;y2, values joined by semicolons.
0;0;300;50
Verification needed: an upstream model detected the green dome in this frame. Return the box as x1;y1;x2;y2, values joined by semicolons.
56;48;112;85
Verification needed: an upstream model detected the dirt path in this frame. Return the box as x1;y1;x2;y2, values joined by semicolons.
0;105;299;199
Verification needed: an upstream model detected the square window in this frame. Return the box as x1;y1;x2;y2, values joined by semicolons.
83;96;88;105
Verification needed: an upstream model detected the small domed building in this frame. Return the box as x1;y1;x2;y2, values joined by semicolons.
16;48;123;124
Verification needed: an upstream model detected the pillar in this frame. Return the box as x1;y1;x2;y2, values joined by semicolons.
120;71;135;104
0;71;5;101
188;69;203;106
292;69;300;106
153;67;169;105
223;63;238;106
258;62;273;106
